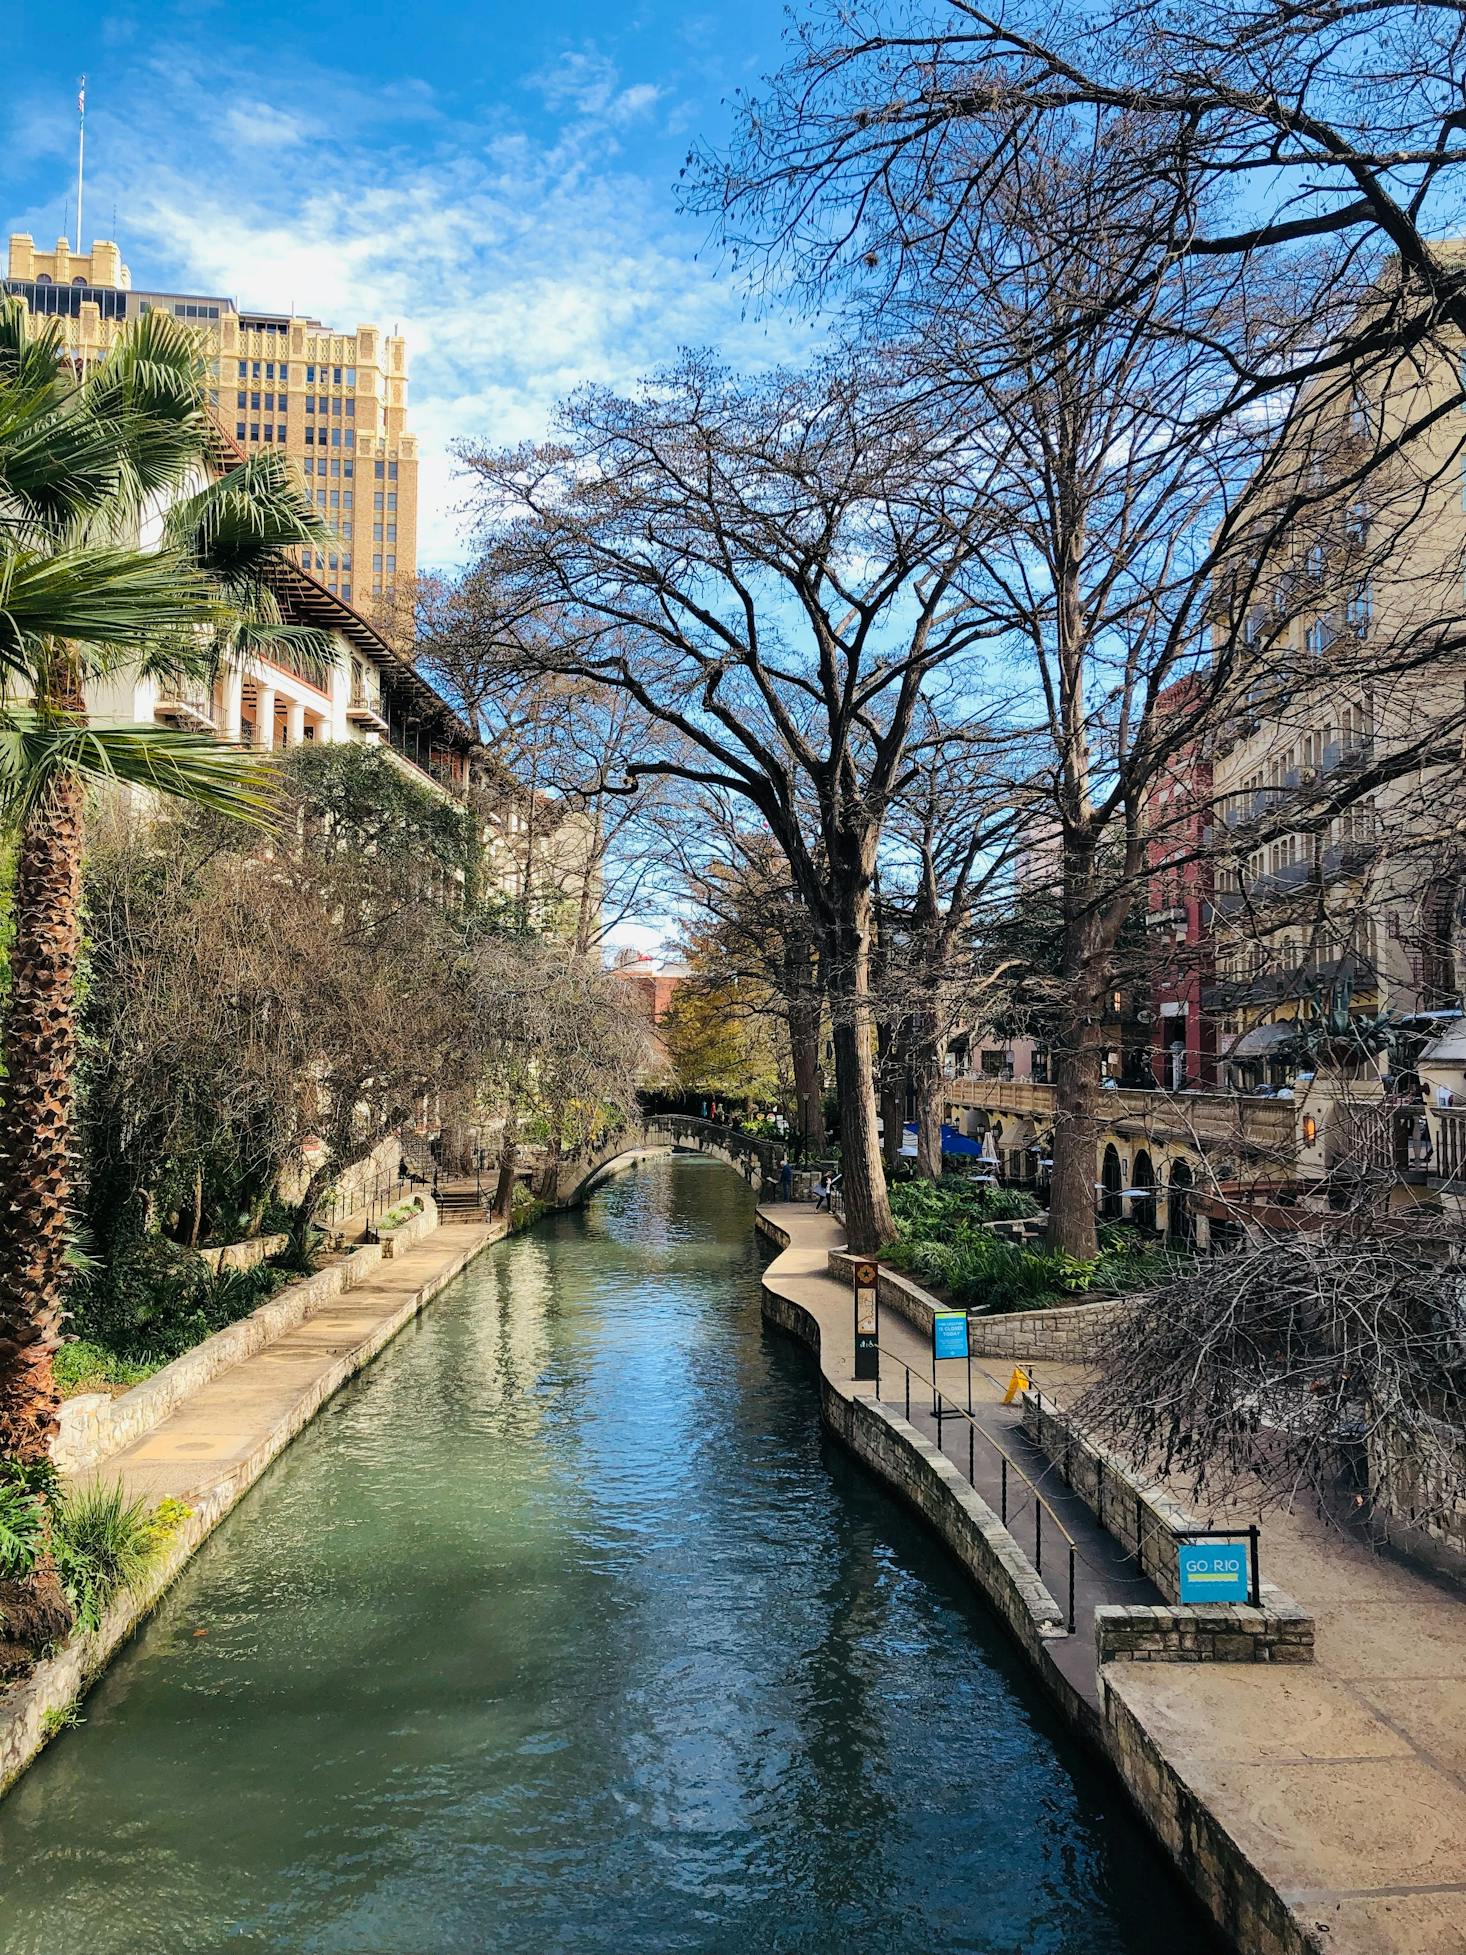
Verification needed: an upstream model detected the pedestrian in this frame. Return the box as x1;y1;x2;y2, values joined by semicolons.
814;1173;832;1212
779;1154;792;1200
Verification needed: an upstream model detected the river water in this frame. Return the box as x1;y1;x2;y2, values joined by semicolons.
0;1155;1206;1953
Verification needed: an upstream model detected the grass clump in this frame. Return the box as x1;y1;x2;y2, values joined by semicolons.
53;1341;165;1398
49;1480;189;1633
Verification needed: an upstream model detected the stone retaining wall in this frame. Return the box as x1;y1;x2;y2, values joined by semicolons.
1024;1389;1314;1665
1366;1409;1466;1561
378;1197;437;1258
1101;1675;1318;1955
967;1295;1137;1363
198;1233;290;1275
52;1239;391;1476
758;1282;1075;1684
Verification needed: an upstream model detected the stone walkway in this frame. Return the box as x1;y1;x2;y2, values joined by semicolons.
106;1217;501;1507
758;1200;1466;1955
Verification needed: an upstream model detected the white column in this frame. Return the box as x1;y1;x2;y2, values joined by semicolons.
286;699;306;748
222;665;244;742
255;685;276;750
328;653;350;742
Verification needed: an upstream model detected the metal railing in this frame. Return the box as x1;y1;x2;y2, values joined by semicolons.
317;1159;411;1239
875;1346;1079;1634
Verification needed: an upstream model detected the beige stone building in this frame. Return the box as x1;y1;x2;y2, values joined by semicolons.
5;232;418;623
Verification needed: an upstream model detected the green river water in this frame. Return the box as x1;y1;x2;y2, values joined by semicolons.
0;1154;1208;1953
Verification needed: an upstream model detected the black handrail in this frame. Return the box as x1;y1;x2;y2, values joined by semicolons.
876;1345;1078;1635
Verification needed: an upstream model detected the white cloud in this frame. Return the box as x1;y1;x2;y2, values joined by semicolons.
51;50;811;572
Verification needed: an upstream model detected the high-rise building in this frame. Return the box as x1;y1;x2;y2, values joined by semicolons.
4;232;419;625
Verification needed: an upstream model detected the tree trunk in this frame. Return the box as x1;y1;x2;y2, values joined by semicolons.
877;1018;906;1173
793;1000;828;1149
911;1007;944;1182
492;1100;520;1220
824;882;895;1254
1047;1011;1104;1257
0;767;86;1461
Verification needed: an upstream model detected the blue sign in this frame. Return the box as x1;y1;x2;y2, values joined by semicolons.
1177;1539;1251;1604
933;1311;969;1361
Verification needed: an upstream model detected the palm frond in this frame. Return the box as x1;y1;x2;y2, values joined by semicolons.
166;451;330;578
0;544;219;684
0;713;280;826
80;310;209;518
0;301;127;540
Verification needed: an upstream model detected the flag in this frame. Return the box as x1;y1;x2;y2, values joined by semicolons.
77;76;86;116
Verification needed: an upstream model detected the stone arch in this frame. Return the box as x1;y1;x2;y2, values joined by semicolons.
1100;1143;1123;1222
1168;1159;1195;1246
1131;1149;1157;1233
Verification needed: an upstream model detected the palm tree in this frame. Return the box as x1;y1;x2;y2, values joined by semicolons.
0;299;328;1460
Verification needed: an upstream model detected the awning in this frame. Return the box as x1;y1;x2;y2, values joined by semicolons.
1222;1022;1296;1061
1419;1027;1466;1068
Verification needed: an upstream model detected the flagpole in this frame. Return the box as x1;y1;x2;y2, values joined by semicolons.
75;76;86;255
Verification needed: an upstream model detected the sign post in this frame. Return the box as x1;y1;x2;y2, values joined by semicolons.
1176;1529;1259;1606
932;1310;971;1416
852;1260;879;1381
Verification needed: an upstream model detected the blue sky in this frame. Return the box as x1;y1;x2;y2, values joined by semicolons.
6;0;814;569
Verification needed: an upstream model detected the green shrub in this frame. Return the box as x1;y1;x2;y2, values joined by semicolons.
54;1341;164;1398
50;1480;164;1633
0;1462;49;1580
68;1238;289;1365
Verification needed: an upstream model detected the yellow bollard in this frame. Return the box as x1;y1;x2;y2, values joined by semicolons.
1000;1365;1031;1406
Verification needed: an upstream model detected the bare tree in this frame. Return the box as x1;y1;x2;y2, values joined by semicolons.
457;355;1008;1250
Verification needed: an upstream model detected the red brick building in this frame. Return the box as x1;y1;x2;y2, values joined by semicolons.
1144;677;1217;1090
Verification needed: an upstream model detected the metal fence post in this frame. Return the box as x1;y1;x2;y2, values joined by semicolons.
1249;1525;1261;1608
1068;1547;1076;1634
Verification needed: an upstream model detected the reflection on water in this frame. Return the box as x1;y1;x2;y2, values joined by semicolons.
0;1157;1206;1953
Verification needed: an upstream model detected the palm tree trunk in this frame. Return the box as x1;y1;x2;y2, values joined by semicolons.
0;765;85;1461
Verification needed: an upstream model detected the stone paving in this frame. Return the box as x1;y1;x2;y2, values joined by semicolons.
102;1216;502;1508
757;1199;1466;1955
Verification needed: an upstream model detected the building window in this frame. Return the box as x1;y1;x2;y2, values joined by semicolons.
342;490;352;509
386;555;395;575
264;392;274;411
305;428;315;444
250;424;259;441
330;490;340;508
236;422;246;440
1304;615;1334;656
388;462;398;480
238;361;247;378
331;458;341;476
252;361;261;378
344;460;353;477
374;493;384;510
333;366;342;384
386;524;396;543
374;462;385;478
266;362;275;379
386;492;396;511
236;390;246;408
345;430;354;447
373;523;383;542
279;364;289;382
373;554;382;574
345;367;356;385
344;399;354;417
1345;580;1373;630
278;395;288;415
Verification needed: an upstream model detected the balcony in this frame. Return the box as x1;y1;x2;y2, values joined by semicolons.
155;691;217;733
941;1075;1299;1152
1202;952;1378;1014
346;687;388;733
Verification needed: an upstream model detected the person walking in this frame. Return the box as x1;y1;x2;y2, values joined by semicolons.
813;1173;832;1213
779;1154;793;1201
